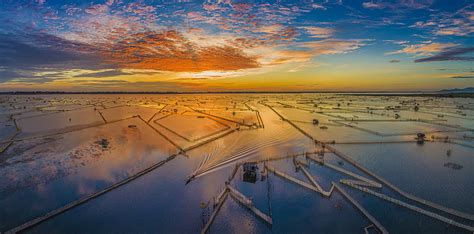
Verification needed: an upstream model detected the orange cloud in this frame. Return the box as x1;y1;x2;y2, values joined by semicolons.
266;50;313;65
99;31;259;72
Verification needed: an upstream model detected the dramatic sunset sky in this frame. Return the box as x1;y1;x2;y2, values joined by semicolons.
0;0;473;92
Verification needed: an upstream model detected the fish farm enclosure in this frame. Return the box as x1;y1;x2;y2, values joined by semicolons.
0;93;473;233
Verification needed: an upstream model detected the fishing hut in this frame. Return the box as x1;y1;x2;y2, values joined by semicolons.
243;162;258;183
416;133;426;144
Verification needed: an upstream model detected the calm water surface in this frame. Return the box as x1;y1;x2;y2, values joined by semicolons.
0;94;472;233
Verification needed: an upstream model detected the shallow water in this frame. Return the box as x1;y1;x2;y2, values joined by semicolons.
0;94;472;233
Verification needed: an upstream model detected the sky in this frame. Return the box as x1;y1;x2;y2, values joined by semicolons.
0;0;473;92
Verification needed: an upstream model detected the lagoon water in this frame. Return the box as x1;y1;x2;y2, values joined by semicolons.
0;94;472;233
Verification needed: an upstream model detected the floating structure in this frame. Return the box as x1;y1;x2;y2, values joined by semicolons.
227;185;272;225
268;162;388;233
265;101;474;225
341;180;474;232
242;162;258;183
266;165;324;195
325;144;474;221
333;183;388;234
416;133;426;144
201;187;229;234
201;164;271;233
443;162;463;170
295;161;332;196
314;160;382;188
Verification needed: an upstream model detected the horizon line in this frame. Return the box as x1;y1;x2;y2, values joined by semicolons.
0;90;472;95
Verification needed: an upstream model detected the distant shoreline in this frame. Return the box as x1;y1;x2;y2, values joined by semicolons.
340;93;474;98
0;91;473;97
